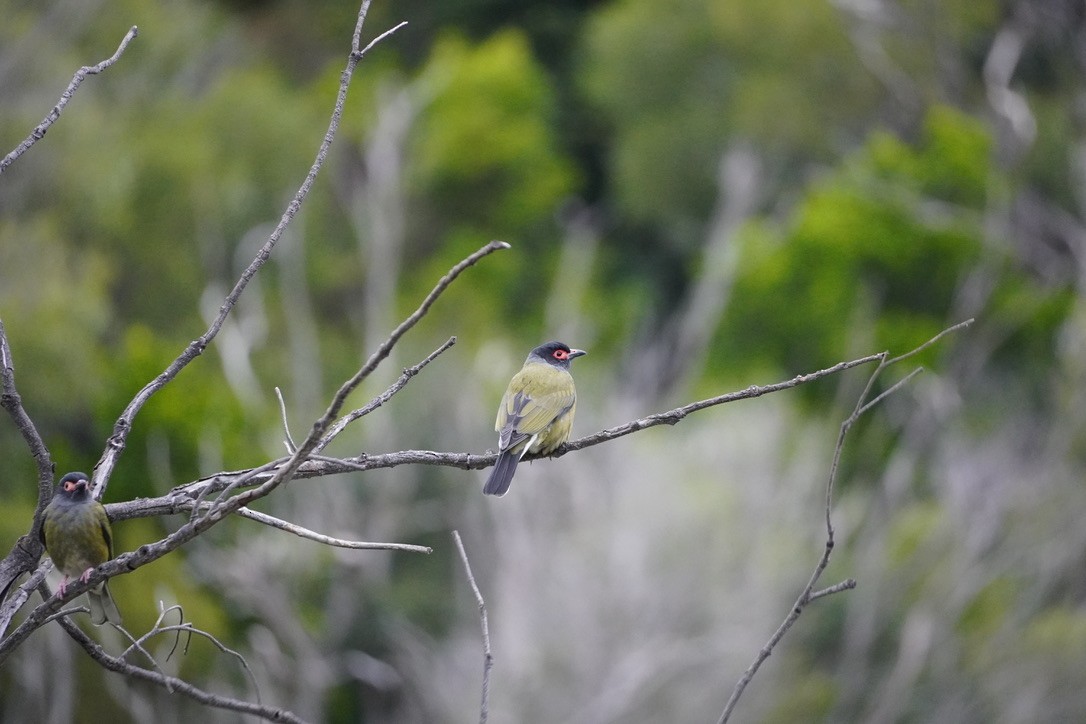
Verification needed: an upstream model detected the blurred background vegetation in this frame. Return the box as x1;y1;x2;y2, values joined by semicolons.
2;0;1084;721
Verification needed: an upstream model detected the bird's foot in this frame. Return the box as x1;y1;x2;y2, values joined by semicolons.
79;567;95;584
57;576;70;598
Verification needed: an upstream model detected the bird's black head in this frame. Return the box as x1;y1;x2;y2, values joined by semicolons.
56;471;91;502
530;341;587;370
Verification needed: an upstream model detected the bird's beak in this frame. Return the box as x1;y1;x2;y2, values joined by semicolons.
569;349;587;359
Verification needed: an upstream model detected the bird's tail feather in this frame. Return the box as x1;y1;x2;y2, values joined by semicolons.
89;582;122;626
484;451;520;496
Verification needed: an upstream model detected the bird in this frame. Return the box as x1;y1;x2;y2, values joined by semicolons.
39;471;122;625
484;341;586;496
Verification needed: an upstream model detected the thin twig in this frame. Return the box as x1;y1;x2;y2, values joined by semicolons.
810;579;858;602
276;386;298;453
56;616;306;723
453;531;492;724
0;240;505;663
0;26;139;175
316;336;457;452
0;320;55;634
716;318;973;724
856;366;924;418
557;352;886;456
116;602;262;704
113;623;176;693
236;507;432;553
40;606;92;627
885;318;974;366
0;2;412;664
90;11;408;495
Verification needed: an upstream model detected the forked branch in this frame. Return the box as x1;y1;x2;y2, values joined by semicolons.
716;318;974;724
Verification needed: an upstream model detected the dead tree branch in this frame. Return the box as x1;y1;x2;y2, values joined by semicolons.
453;530;493;724
236;507;433;553
0;321;55;612
0;0;418;670
56;614;307;723
0;238;504;663
716;318;974;724
91;7;407;497
0;26;139;175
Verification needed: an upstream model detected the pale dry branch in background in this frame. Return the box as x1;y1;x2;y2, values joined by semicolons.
453;530;493;724
717;318;974;723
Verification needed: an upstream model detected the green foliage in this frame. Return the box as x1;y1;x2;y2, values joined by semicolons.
885;501;944;566
410;30;578;239
398;30;580;336
957;576;1017;642
582;0;878;234
712;106;990;377
762;670;837;724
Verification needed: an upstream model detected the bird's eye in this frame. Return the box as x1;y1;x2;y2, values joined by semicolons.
554;349;567;360
64;481;75;491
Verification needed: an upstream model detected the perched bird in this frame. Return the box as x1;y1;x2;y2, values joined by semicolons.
40;471;122;626
485;341;586;496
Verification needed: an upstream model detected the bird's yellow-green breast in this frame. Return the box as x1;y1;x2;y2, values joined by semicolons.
43;499;112;578
496;360;578;453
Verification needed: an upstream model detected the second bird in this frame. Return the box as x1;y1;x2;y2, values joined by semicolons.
40;471;122;626
484;341;586;496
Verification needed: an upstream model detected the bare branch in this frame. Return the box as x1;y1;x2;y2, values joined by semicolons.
236;506;432;553
717;319;973;724
0;320;54;624
316;336;457;453
55;616;307;723
885;318;975;367
0;564;48;639
321;243;506;432
0;320;53;515
856;366;924;418
98;347;905;528
0;26;139;175
0;240;506;663
0;2;415;664
453;531;492;724
117;603;262;703
90;13;409;495
276;386;299;454
557;352;886;456
809;579;858;602
358;21;410;58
